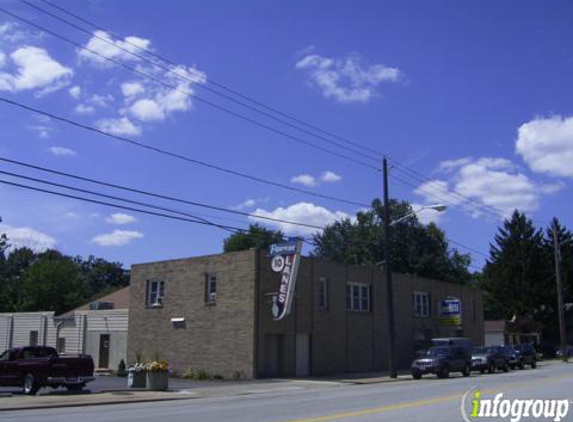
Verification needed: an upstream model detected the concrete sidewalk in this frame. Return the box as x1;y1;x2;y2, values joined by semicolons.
0;378;345;412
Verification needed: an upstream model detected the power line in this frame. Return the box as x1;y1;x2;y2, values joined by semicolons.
18;0;381;165
388;171;502;222
0;178;250;232
0;6;381;172
10;2;537;225
387;158;511;221
0;157;326;231
0;97;370;208
36;0;385;159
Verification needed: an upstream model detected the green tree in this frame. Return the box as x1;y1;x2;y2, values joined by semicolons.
312;199;473;284
481;211;551;321
78;256;130;301
19;250;84;315
223;224;285;252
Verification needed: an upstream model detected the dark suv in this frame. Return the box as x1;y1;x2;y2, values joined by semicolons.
471;346;508;374
411;346;472;379
513;344;537;369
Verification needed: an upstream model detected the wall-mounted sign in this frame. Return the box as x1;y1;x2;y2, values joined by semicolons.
439;298;462;326
268;239;303;320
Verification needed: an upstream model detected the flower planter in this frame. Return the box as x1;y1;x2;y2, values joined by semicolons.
128;370;147;388
146;371;169;391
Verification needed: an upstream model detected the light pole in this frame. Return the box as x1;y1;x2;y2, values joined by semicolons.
382;157;446;378
553;225;570;363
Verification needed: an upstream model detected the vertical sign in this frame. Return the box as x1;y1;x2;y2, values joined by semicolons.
439;298;462;326
268;239;303;320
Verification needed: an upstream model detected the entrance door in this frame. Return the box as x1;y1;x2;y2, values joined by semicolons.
99;334;110;368
264;334;284;377
296;333;310;377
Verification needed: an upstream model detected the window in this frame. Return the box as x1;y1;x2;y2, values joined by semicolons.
147;280;165;307
346;282;371;312
56;338;66;353
318;278;328;309
29;331;38;346
205;274;217;303
0;350;10;361
412;292;430;317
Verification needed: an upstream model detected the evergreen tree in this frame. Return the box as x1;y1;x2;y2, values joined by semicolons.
481;211;550;320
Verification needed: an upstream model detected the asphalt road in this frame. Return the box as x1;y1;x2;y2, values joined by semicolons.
2;362;572;422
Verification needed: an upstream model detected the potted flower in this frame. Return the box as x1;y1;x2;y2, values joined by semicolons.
127;362;147;388
144;360;170;391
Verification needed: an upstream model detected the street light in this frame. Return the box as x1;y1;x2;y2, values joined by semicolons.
389;204;448;227
382;157;446;378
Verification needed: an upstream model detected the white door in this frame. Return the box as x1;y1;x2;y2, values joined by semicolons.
296;333;310;377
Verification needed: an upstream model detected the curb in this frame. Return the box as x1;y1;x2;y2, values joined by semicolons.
0;394;198;412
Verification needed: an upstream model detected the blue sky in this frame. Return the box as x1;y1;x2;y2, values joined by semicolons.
0;0;572;270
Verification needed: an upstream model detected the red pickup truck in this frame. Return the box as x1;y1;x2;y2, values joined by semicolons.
0;346;95;395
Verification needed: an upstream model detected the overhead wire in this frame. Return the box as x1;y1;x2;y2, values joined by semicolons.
18;0;382;165
0;157;326;231
0;97;370;209
0;6;381;172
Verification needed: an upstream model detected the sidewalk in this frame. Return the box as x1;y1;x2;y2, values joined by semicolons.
0;378;346;412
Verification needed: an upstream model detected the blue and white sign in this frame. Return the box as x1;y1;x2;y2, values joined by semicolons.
439;298;462;326
268;239;303;321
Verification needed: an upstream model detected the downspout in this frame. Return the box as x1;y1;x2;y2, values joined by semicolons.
253;248;260;379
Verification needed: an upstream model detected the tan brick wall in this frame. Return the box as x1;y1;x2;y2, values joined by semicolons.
127;250;256;379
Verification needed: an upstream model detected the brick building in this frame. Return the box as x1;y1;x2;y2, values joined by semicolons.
127;249;484;378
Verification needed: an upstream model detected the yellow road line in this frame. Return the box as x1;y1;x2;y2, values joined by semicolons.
279;373;573;422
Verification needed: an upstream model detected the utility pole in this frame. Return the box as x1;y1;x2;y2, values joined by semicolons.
553;226;568;363
382;157;397;378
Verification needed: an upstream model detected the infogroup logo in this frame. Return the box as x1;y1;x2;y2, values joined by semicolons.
460;388;570;422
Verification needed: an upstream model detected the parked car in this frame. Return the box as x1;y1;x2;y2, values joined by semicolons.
0;346;95;395
512;343;537;369
411;346;472;379
501;345;520;369
556;345;573;358
471;346;508;374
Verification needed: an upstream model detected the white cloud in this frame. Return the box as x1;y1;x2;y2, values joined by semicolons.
436;157;472;173
291;174;317;187
129;98;165;121
106;213;136;225
28;124;55;139
96;117;141;136
0;46;72;93
49;146;77;157
320;171;342;183
65;212;79;219
296;51;401;103
0;52;6;68
75;104;96;114
230;198;256;211
69;85;81;99
1;225;56;252
78;30;151;66
516;115;573;178
250;202;349;235
88;93;114;108
121;81;145;97
91;229;143;246
415;157;562;218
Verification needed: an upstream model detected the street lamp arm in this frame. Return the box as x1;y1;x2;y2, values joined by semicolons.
389;204;447;227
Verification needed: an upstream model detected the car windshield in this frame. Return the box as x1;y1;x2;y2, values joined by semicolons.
426;347;449;357
0;350;9;361
473;347;488;354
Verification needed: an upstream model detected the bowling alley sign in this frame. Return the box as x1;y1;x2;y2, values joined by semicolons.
268;239;303;321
